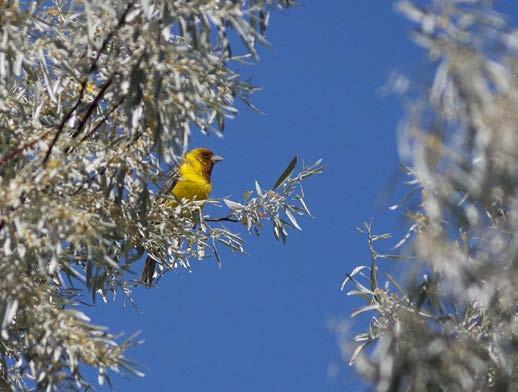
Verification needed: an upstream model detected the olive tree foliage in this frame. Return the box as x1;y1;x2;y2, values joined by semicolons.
0;0;321;389
342;1;518;391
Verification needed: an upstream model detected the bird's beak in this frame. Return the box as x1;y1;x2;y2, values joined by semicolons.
211;155;224;163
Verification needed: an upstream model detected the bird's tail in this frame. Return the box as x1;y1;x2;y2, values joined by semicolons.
140;256;157;287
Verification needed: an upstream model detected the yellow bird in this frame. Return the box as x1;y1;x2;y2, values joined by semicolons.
141;148;223;286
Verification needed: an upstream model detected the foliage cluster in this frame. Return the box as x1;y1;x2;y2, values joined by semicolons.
0;0;321;389
343;1;518;391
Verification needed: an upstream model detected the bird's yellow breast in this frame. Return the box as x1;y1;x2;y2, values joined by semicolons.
172;178;212;201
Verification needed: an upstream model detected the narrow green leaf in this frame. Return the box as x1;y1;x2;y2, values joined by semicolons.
385;272;410;303
223;199;245;210
285;208;301;230
351;304;379;318
242;190;252;202
273;156;297;190
353;332;370;342
349;342;368;366
255;180;263;197
340;266;368;291
213;243;222;269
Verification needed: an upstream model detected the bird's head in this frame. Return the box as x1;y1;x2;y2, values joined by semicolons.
186;148;223;165
183;148;223;179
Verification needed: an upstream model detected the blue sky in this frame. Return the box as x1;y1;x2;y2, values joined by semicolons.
88;2;518;391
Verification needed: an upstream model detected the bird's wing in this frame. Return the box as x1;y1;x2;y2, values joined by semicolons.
159;167;180;195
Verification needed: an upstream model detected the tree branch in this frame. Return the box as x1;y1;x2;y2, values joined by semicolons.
0;130;52;168
205;216;239;223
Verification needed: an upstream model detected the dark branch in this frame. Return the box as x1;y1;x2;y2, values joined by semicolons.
70;77;114;139
42;79;88;164
205;216;239;223
0;130;52;168
78;96;125;144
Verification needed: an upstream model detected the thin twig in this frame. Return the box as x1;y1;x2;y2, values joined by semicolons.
42;79;88;164
70;77;114;139
363;221;379;293
205;216;239;223
78;96;125;144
